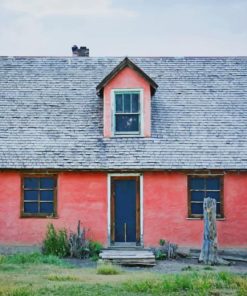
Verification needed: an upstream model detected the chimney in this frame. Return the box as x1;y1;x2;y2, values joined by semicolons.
72;45;89;57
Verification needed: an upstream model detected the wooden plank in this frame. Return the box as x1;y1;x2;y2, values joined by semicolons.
103;251;153;253
102;252;153;255
103;260;155;262
103;259;156;266
100;255;154;258
100;250;155;267
101;254;154;256
100;251;154;254
101;256;155;258
101;254;153;256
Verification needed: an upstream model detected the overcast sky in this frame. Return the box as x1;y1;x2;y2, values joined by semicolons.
0;0;246;56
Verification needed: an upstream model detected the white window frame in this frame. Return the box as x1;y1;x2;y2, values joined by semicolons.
111;88;144;137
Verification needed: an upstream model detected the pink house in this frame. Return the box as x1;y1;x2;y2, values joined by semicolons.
0;47;247;251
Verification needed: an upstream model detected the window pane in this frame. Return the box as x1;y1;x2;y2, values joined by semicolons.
191;203;203;215
40;202;54;214
123;94;131;112
40;190;54;201
24;178;39;189
191;191;205;202
206;191;220;202
115;114;139;132
132;93;139;112
24;190;39;201
206;178;220;190
115;94;123;112
216;203;221;215
40;178;55;189
24;202;38;213
190;177;204;190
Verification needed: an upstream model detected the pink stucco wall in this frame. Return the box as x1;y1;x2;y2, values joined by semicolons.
103;67;151;137
0;172;107;245
0;171;246;249
143;172;247;248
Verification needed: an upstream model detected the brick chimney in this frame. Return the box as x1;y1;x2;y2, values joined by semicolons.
72;45;89;57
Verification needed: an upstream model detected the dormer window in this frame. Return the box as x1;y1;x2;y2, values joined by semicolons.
114;90;141;135
96;57;158;138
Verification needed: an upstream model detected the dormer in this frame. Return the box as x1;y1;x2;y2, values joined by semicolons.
96;57;158;137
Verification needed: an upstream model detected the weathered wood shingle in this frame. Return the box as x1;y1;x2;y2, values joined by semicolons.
0;56;246;170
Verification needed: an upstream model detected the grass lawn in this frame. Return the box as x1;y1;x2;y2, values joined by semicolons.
0;253;246;296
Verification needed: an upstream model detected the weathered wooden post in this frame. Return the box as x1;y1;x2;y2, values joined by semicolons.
199;197;218;265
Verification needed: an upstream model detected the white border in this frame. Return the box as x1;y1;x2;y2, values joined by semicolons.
107;173;144;246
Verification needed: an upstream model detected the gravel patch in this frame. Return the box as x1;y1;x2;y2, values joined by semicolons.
64;257;247;274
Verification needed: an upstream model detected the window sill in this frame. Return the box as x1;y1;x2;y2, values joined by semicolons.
112;134;144;138
186;217;225;221
20;214;58;219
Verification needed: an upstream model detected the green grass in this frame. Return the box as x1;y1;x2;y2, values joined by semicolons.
0;252;71;266
203;266;215;271
124;271;247;295
0;253;246;295
96;262;121;275
0;286;33;296
46;274;80;281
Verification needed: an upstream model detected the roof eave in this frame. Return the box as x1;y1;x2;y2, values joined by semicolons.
96;57;158;98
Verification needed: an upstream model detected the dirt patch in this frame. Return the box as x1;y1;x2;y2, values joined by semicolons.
152;258;247;274
64;257;247;274
63;258;97;269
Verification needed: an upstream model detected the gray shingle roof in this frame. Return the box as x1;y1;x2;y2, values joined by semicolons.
0;56;247;170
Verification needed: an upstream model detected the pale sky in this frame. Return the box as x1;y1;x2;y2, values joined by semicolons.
0;0;247;56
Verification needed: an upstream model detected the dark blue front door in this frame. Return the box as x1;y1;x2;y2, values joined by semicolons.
113;179;137;242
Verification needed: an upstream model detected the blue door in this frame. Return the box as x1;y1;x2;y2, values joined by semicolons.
112;178;139;243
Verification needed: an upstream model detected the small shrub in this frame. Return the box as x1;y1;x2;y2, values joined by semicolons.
159;239;166;246
43;223;69;257
91;255;100;262
96;262;121;275
47;274;79;281
89;241;103;260
155;250;167;260
68;221;89;259
153;239;178;260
